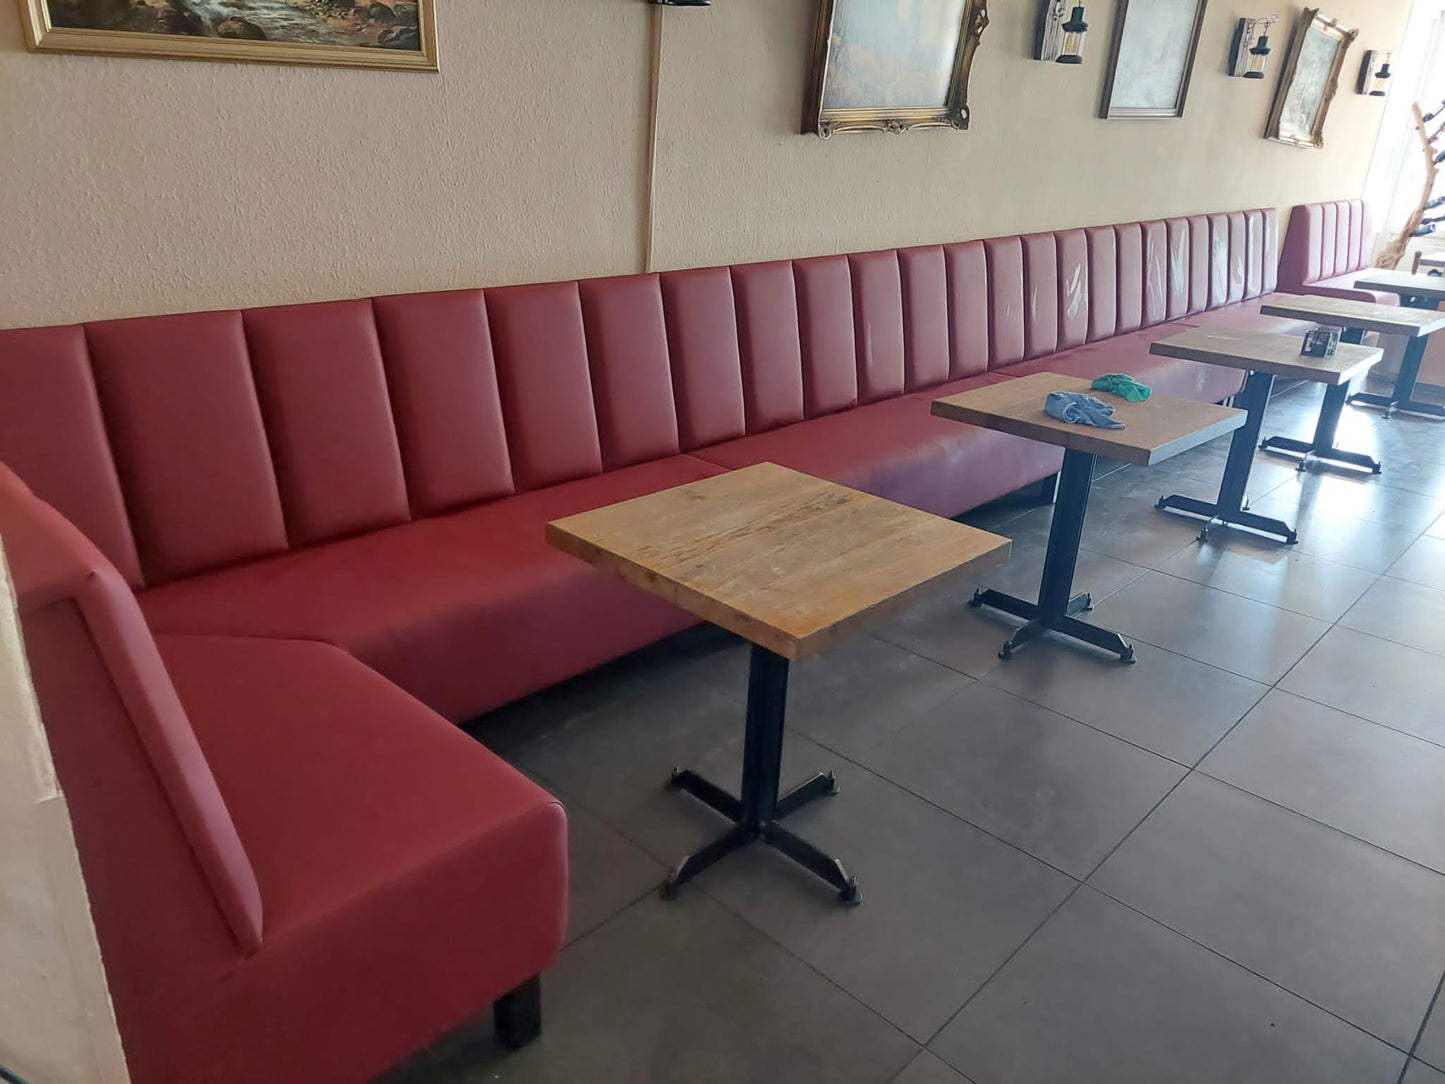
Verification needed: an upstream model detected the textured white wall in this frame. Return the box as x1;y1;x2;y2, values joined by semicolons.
0;0;1413;330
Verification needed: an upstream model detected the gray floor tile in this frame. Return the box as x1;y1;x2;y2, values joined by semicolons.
931;888;1405;1084
1245;497;1418;573
1430;513;1445;539
1157;537;1379;622
1092;775;1445;1048
701;763;1073;1042
893;1051;972;1084
1419;1000;1445;1071
1266;472;1445;535
854;683;1185;877
1201;690;1445;874
1390;535;1445;591
784;635;975;761
560;798;667;943
1089;571;1330;684
415;893;919;1084
1280;626;1445;746
1341;576;1445;658
1410;1005;1445;1075
872;574;1017;680
983;636;1265;765
1406;1059;1445;1083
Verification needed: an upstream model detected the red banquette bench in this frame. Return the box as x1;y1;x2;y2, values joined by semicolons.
1278;198;1394;304
0;205;1302;1082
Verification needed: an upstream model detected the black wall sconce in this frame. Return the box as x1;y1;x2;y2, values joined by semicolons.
1358;51;1393;96
1228;15;1278;80
1035;2;1090;64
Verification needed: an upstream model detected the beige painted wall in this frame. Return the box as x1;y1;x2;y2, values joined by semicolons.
0;543;130;1084
0;0;1413;330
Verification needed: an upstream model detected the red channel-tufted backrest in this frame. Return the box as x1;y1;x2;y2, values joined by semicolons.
0;205;1280;589
1279;199;1375;290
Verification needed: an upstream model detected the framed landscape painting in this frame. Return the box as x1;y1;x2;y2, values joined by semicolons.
1099;0;1208;119
803;0;990;137
18;0;438;71
1266;9;1358;149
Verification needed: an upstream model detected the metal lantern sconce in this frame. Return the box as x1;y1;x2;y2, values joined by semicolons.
1229;15;1278;79
1035;1;1089;64
1358;51;1393;96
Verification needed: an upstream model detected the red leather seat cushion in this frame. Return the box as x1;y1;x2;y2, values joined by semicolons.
157;633;566;1081
1186;299;1315;336
691;382;1063;518
141;456;721;722
1004;325;1246;403
1293;275;1399;306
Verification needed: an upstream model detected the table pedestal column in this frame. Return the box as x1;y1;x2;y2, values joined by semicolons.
663;644;860;904
1262;329;1383;473
970;448;1136;663
1347;295;1445;420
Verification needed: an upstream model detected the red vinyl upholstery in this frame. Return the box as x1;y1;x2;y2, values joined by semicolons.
0;201;1292;1080
1278;200;1394;303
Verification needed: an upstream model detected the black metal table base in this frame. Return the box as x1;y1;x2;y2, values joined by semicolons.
1347;300;1445;420
661;645;860;905
1261;331;1382;474
1156;371;1298;543
970;448;1136;664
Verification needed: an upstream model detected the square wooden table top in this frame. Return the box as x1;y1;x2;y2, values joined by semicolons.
546;463;1010;661
930;372;1245;467
1260;293;1445;337
1354;269;1445;303
1149;326;1383;386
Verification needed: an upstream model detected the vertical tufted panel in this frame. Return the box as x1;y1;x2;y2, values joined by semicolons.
1318;203;1339;280
1115;223;1145;333
1227;212;1248;304
1188;216;1211;314
1085;226;1118;342
245;300;411;548
1208;214;1231;308
1165;219;1191;320
0;324;143;585
943;240;990;377
793;255;858;417
89;311;288;584
732;261;805;432
1357;201;1375;270
1346;200;1365;271
1263;207;1280;294
898;245;951;391
849;250;907;403
1021;233;1060;360
1056;229;1090;350
486;282;603;492
579;274;680;469
1244;211;1265;299
373;289;514;516
1334;201;1353;275
660;267;747;450
1142;221;1169;327
985;236;1026;368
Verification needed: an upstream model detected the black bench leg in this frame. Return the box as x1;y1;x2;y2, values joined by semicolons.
495;974;543;1050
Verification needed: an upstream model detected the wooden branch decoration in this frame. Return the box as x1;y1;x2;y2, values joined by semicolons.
1376;103;1440;270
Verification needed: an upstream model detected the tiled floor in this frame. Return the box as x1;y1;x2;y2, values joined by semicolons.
384;382;1445;1084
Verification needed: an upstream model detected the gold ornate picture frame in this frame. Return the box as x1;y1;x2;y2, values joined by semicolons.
802;0;989;137
1265;8;1358;149
17;0;438;72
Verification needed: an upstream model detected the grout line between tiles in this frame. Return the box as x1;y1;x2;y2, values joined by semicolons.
1399;970;1445;1084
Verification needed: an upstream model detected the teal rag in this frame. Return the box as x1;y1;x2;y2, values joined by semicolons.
1091;374;1152;402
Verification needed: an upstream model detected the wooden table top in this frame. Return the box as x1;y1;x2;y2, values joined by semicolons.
930;372;1245;467
1149;326;1383;386
1259;293;1445;337
1354;270;1445;303
546;463;1010;661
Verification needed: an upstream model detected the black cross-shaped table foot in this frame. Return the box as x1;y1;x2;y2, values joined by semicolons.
661;645;861;905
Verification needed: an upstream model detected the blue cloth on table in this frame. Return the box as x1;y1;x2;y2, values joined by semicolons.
1044;391;1126;430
